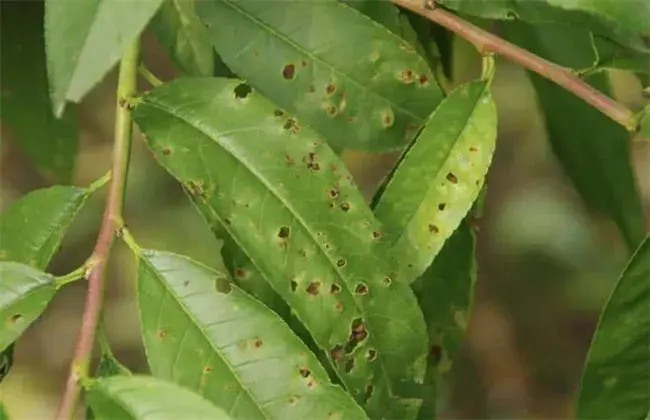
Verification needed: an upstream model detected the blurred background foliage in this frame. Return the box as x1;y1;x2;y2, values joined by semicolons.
1;16;649;420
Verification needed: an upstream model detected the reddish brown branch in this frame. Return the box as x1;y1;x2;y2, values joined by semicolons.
390;0;638;132
55;40;140;420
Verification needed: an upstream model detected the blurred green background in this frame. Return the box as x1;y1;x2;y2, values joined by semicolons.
1;26;649;420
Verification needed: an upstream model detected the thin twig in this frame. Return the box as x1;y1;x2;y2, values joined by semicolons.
138;64;163;87
55;39;140;420
390;0;639;132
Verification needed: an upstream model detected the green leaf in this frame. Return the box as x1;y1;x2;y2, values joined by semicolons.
0;262;56;352
44;0;165;116
149;0;214;76
0;403;9;420
503;23;645;251
439;0;650;53
196;0;443;152
589;36;650;76
133;78;429;418
0;0;78;183
85;375;232;419
132;247;367;419
373;81;496;282
576;236;650;419
0;182;103;270
638;104;650;142
0;345;13;384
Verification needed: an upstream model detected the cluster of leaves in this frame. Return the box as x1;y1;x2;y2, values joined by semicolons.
1;0;649;419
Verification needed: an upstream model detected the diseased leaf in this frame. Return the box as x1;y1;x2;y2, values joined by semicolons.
438;0;650;53
0;0;78;183
373;81;496;282
503;23;645;251
44;0;165;116
149;0;214;76
133;78;429;418
197;0;443;152
133;247;367;419
0;262;56;352
576;236;650;419
85;375;232;420
0;183;102;270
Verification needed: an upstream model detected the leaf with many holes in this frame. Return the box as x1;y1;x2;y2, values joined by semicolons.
576;236;650;419
0;262;56;352
197;0;443;152
1;0;78;183
149;0;214;76
133;78;429;418
85;375;232;420
438;0;650;53
373;81;496;282
503;22;645;251
133;247;368;420
44;0;165;116
0;180;105;270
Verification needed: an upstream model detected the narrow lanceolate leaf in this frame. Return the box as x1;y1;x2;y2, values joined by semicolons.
373;81;496;282
134;249;367;420
0;262;56;352
0;1;78;183
0;182;104;270
197;0;443;152
85;375;232;420
44;0;165;116
503;23;645;251
149;0;214;76
134;78;429;418
576;236;650;419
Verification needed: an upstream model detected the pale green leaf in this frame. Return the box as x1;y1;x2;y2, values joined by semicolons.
373;81;496;282
503;23;645;251
133;248;367;419
149;0;214;76
85;375;232;420
576;236;650;419
44;0;165;116
133;78;429;418
0;183;103;270
196;0;443;152
0;262;56;352
0;1;78;183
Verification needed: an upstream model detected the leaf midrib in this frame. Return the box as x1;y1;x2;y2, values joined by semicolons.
141;97;401;403
140;253;270;420
219;0;425;121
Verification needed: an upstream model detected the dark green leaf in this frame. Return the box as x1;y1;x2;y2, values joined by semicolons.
44;0;165;116
0;0;78;183
503;23;645;251
133;248;367;419
197;0;443;152
133;78;429;418
589;36;650;76
638;105;650;142
0;403;8;420
0;262;56;352
373;81;496;282
0;182;104;270
576;236;650;419
439;0;650;53
149;0;214;76
85;375;232;419
0;345;13;384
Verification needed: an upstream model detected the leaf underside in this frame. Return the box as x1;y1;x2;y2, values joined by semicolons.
197;0;444;152
133;77;428;419
136;249;367;420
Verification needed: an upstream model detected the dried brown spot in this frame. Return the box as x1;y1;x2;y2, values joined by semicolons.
161;148;171;156
372;231;381;239
430;345;443;364
254;339;263;348
282;64;296;80
301;60;308;67
157;329;166;339
274;109;284;117
438;203;446;211
419;74;429;85
446;172;458;184
329;203;335;208
355;283;369;295
234;268;245;278
335;301;343;312
469;146;478;152
331;345;345;361
233;83;252;98
278;226;291;239
284;154;295;167
307;380;316;389
283;118;297;131
400;69;414;83
306;281;321;296
203;366;213;374
382;110;394;128
428;224;439;234
366;349;378;362
299;367;311;377
336;258;346;267
327;106;337;116
330;284;341;294
340;202;350;212
329;189;338;198
326;83;336;94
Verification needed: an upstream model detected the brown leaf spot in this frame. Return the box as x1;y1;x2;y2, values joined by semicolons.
446;172;458;184
438;203;446;211
299;367;311;378
326;83;336;95
283;118;297;131
254;338;263;348
383;276;392;286
161;148;171;156
371;231;382;239
301;59;308;67
203;366;212;374
308;84;316;93
340;202;350;212
355;283;368;295
326;105;337;116
157;329;166;339
306;281;321;296
284;154;295;167
400;69;414;83
234;268;246;279
419;74;429;85
335;301;343;312
331;345;345;361
282;64;296;80
274;109;284;117
428;224;439;234
469;146;478;152
329;189;339;198
306;152;320;171
382;109;394;128
9;314;22;324
351;319;367;341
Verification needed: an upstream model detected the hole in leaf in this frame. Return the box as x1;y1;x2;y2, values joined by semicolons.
278;226;291;239
383;276;392;286
363;383;374;403
344;358;355;373
233;83;252;99
274;109;284;117
430;345;443;364
428;224;439;234
331;345;345;361
283;118;297;131
355;283;368;295
446;172;458;184
340;202;350;212
438;203;446;211
330;283;341;294
290;279;298;292
299;367;311;378
282;64;296;80
336;259;346;268
9;314;22;324
351;318;367;341
306;281;321;296
419;74;429;85
372;231;381;239
366;349;378;362
329;189;338;198
215;277;232;294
